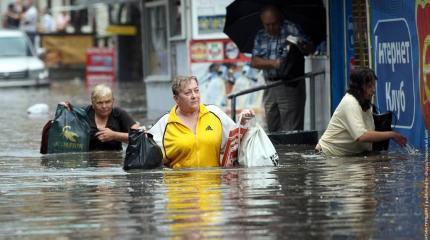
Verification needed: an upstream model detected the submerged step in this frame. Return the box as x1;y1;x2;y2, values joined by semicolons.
268;130;318;145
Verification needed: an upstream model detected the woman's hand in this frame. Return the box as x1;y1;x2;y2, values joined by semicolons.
130;123;142;130
95;127;116;142
391;131;407;147
59;101;71;111
239;109;255;125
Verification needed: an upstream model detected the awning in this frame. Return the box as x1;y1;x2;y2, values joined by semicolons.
105;25;137;36
51;0;138;12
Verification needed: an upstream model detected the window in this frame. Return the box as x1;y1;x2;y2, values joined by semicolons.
146;4;168;75
352;0;370;67
0;37;31;57
169;0;183;38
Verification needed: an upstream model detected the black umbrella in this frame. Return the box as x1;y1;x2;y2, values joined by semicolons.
223;0;326;53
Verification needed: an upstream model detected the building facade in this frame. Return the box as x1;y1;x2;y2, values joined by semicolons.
329;0;429;150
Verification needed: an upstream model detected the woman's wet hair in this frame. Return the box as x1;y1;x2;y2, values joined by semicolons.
347;67;377;111
171;76;198;96
91;84;113;103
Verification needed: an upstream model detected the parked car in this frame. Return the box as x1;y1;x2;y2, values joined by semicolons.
0;29;49;87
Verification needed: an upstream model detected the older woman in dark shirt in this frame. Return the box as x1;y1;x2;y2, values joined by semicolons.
62;84;139;151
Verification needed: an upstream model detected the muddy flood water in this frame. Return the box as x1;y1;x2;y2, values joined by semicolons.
0;80;429;239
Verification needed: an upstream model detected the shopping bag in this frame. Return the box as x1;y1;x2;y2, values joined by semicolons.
40;120;53;154
238;119;279;167
221;125;247;167
123;129;163;170
277;43;304;87
47;104;91;153
372;111;392;151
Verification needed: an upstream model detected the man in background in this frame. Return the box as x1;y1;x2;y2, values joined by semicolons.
41;8;56;33
251;5;309;132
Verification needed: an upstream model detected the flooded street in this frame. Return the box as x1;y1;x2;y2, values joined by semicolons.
0;81;428;239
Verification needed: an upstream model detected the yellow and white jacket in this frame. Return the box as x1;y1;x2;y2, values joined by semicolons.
147;104;235;168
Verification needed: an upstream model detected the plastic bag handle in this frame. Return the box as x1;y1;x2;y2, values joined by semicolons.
237;114;251;160
237;114;243;160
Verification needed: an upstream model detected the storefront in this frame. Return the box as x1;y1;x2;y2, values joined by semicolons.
329;0;429;150
141;0;331;135
141;0;252;120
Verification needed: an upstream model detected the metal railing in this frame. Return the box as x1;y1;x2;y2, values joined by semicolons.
227;71;325;129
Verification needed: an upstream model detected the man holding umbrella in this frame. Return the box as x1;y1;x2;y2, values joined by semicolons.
251;5;310;132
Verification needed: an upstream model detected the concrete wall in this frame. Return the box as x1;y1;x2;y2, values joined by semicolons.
304;56;330;134
145;75;175;120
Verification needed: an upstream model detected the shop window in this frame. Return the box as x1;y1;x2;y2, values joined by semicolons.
146;4;168;75
352;0;369;67
169;0;183;38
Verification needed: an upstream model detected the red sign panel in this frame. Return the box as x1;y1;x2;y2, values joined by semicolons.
189;39;250;63
86;48;115;86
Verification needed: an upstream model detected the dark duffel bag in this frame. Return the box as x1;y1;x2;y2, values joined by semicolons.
123;129;163;170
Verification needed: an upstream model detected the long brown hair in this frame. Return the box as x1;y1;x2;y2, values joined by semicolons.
346;67;377;111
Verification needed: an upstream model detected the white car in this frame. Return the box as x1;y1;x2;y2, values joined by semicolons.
0;29;49;87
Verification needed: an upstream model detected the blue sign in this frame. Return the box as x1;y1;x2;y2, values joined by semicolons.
373;19;416;129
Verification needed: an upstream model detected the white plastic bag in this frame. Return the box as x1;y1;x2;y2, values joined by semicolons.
238;119;279;167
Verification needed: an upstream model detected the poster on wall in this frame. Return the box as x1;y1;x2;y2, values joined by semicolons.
192;0;234;39
373;19;415;129
370;0;425;148
189;39;264;115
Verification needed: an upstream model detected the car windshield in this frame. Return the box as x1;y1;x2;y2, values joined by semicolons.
0;37;32;57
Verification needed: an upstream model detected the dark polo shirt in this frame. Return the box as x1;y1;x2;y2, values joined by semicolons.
85;105;136;151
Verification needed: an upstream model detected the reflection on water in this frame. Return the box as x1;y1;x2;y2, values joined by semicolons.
0;81;429;239
164;170;223;238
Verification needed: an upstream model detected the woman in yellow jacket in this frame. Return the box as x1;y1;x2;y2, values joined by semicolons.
148;75;254;168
